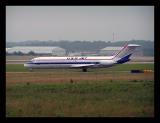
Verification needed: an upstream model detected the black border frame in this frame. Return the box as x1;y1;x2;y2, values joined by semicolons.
0;0;159;122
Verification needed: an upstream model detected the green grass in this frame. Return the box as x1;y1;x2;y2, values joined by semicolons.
6;63;154;117
6;63;154;72
6;80;154;117
6;64;28;72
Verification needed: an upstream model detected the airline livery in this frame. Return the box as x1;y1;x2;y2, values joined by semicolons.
24;44;140;72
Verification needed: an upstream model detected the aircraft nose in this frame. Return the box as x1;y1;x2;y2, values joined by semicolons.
24;64;28;67
24;61;32;67
24;63;29;67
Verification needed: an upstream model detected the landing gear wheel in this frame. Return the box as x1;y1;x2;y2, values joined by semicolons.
82;68;87;72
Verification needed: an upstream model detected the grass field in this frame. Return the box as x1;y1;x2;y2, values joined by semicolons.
6;64;154;117
6;63;154;72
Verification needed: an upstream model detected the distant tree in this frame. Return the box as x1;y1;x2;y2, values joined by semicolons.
13;51;24;55
28;51;35;55
6;40;154;56
18;51;24;55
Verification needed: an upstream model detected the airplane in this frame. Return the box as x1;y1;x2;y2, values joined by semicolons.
24;43;140;72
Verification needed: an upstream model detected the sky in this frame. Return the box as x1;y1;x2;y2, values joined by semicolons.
6;6;154;42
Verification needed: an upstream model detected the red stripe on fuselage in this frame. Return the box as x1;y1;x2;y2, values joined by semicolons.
112;43;128;59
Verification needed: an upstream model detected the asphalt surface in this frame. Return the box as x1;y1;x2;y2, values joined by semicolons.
6;60;154;64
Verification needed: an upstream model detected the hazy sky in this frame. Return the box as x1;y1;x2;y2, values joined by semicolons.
6;6;154;42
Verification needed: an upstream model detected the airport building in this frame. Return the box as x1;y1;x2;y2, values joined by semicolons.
99;46;143;56
99;47;122;56
6;46;66;56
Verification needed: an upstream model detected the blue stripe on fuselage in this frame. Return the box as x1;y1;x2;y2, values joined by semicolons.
26;62;100;65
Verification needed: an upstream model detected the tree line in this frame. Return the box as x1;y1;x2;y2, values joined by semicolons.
6;40;154;56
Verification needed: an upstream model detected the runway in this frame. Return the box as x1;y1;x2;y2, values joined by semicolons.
6;60;154;64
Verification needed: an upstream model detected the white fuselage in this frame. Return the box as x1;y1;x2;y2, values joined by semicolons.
24;56;117;69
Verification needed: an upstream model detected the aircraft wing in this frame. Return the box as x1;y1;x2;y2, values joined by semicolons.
71;64;96;68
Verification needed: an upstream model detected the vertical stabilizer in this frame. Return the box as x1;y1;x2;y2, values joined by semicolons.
113;44;140;63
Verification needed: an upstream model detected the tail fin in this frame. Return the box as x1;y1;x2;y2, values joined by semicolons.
113;43;140;64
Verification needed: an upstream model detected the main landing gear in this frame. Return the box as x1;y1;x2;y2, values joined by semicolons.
82;68;87;72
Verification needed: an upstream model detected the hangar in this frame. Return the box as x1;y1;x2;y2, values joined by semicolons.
6;46;66;56
99;46;143;56
99;47;122;56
